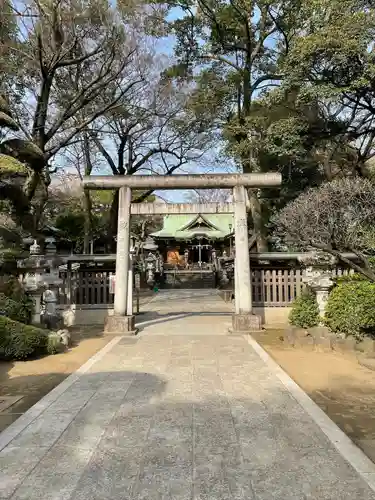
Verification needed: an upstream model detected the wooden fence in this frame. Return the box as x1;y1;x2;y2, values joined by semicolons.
58;269;114;306
251;269;303;307
58;265;354;308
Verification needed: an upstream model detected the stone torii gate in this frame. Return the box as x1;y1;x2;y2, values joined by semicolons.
82;173;281;334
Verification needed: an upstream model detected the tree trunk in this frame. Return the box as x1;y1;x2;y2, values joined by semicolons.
109;190;119;252
23;170;40;201
83;190;92;254
242;157;268;252
248;189;268;252
31;169;51;231
82;132;93;253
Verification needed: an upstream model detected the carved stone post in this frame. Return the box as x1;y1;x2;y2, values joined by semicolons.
127;240;136;316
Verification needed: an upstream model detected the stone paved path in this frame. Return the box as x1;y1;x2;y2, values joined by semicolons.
136;289;233;336
0;290;375;499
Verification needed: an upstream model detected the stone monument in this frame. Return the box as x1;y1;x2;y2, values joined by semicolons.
298;250;335;322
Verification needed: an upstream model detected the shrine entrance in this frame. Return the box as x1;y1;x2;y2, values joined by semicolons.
189;239;212;266
82;173;281;334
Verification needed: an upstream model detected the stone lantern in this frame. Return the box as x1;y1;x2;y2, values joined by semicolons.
298;250;336;322
220;266;230;286
145;253;158;286
141;236;159;287
184;248;189;268
18;240;47;325
211;248;217;269
18;238;64;328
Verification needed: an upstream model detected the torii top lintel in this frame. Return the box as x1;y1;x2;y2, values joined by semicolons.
82;173;282;190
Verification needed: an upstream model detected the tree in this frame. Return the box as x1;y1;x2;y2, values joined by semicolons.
0;94;39;235
0;0;18;76
1;0;147;223
185;189;230;204
45;172;162;252
244;87;363;233
162;0;301;250
85;73;212;247
283;0;375;172
274;178;375;281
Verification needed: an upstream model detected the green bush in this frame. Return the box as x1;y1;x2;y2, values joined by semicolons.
0;316;48;360
289;289;320;328
334;273;367;283
0;276;34;324
0;293;34;324
325;280;375;339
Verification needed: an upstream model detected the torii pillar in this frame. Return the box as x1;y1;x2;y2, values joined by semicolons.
109;186;137;334
230;185;260;332
82;173;282;335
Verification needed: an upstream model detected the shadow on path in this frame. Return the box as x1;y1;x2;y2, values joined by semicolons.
136;310;231;329
0;368;374;499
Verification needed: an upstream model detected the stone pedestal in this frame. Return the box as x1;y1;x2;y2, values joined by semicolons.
104;314;138;335
298;251;335;324
30;291;42;326
229;313;261;334
314;286;332;321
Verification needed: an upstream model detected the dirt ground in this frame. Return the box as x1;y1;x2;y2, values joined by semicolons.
253;330;375;463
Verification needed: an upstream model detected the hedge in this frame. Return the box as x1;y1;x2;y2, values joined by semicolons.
0;294;34;324
0;277;34;324
0;316;48;360
289;289;320;329
324;280;375;339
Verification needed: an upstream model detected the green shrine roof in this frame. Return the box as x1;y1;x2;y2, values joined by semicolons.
151;213;234;240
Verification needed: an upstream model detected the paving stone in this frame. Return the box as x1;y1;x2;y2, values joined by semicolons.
10;446;93;500
55;387;130;450
251;450;375;500
9;411;78;449
141;442;193;468
45;388;96;414
70;447;141;500
98;414;151;451
134;464;192;500
0;446;50;498
193;452;255;500
67;373;109;390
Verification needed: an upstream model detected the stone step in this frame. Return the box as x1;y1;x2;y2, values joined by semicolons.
161;271;216;289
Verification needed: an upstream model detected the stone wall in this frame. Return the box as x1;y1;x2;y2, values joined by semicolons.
285;326;375;360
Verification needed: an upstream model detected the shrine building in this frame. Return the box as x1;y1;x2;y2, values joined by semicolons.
151;213;234;268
